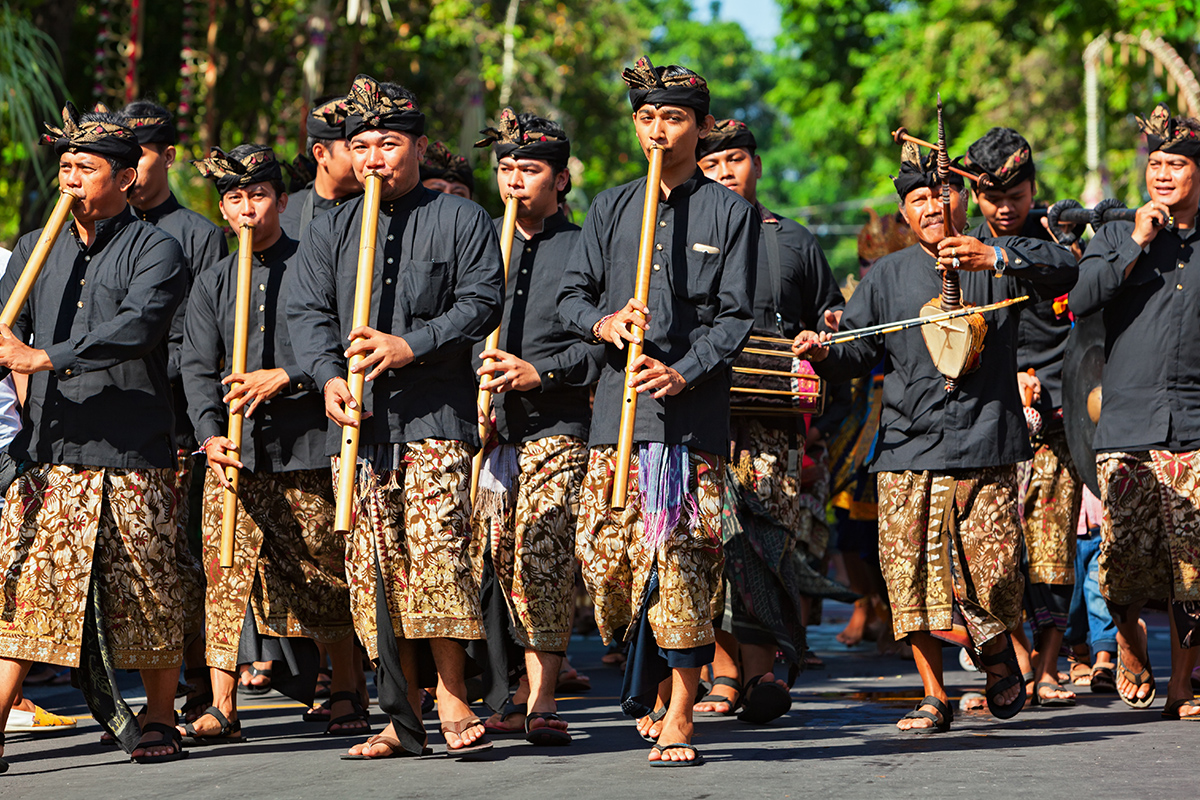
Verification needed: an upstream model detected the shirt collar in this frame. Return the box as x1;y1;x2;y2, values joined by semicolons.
379;182;430;217
132;192;182;224
757;202;780;224
662;168;707;204
252;233;298;266
515;209;569;242
71;206;135;253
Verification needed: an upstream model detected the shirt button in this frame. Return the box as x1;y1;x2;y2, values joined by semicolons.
79;279;86;286
385;278;393;284
260;325;265;331
521;269;528;274
659;221;666;228
76;301;84;308
259;283;266;290
652;264;660;271
387;257;394;264
547;371;555;378
655;244;663;251
1180;262;1186;269
83;255;90;262
64;369;72;376
1178;284;1184;290
516;289;524;295
1015;259;1023;265
387;234;394;241
258;304;265;311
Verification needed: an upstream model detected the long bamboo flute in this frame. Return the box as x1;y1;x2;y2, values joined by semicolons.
0;190;77;328
611;144;664;510
469;193;520;505
219;223;255;568
747;296;1029;351
334;172;383;535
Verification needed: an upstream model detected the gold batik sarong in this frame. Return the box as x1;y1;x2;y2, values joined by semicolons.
337;439;483;659
877;466;1024;646
1022;429;1082;585
1097;450;1200;606
0;464;184;669
201;468;353;671
575;446;724;650
173;454;207;636
472;435;587;652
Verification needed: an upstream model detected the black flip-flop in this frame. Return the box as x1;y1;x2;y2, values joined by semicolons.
649;742;704;767
1;732;8;774
1034;682;1077;708
340;735;433;760
639;706;667;742
525;712;571;746
324;691;371;736
237;666;273;696
131;723;190;764
981;635;1027;720
181;706;246;746
900;695;953;734
737;675;791;724
695;676;741;717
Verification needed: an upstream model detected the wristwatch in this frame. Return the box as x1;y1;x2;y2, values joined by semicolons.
992;245;1006;278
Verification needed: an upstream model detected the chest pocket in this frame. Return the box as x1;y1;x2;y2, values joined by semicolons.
400;260;453;319
679;248;721;309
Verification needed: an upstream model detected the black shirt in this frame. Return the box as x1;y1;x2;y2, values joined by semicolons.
0;208;186;469
813;238;1077;472
755;207;844;336
279;184;361;242
968;215;1072;416
476;211;603;444
557;170;758;455
289;183;504;452
1068;219;1200;452
132;192;228;447
182;234;326;473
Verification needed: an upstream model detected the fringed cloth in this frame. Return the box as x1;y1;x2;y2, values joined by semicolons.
877;466;1025;649
575;443;723;719
469;436;587;714
1097;450;1200;647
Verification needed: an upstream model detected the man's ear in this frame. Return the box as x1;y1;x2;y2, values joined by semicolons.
555;168;570;192
277;192;288;213
116;166;137;193
698;113;716;138
414;135;429;161
753;154;763;180
163;145;176;170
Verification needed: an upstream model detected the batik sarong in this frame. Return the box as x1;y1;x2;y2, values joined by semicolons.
173;454;207;636
877;466;1024;647
200;468;353;671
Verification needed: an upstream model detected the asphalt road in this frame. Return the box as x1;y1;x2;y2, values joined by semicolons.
3;604;1194;800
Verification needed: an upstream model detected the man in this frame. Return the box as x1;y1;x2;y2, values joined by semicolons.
0;104;188;768
179;144;363;743
470;109;601;745
558;56;758;766
421;142;475;199
794;140;1078;733
1068;103;1200;720
289;74;504;759
117;98;228;715
962;127;1083;708
692;118;842;723
279;96;362;241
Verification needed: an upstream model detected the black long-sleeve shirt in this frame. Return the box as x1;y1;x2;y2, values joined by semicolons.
132;192;228;448
968;215;1072;417
475;211;603;444
278;183;361;242
1068;220;1200;452
0;207;186;469
813;238;1077;472
288;184;504;452
557;169;758;455
182;235;326;473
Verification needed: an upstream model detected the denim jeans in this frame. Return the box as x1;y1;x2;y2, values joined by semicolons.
1066;531;1118;655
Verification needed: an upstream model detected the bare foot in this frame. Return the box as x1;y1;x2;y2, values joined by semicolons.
837;600;870;646
347;721;410;758
326;695;370;733
438;693;486;749
647;714;696;763
636;707;665;739
693;677;739;714
1116;619;1153;705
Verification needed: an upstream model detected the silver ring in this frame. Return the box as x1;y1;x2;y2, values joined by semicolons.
952;257;961;269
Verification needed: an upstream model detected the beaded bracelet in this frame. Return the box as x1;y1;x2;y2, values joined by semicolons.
192;435;219;456
592;313;616;343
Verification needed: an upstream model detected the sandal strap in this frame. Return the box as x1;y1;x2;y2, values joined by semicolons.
710;676;742;692
440;717;484;735
913;695;952;722
330;690;365;710
140;722;182;744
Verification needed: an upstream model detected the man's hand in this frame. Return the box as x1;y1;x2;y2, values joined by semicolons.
823;309;843;333
323;376;370;427
1132;200;1172;248
792;330;832;362
1017;369;1042;407
936;235;995;272
628;354;686;399
477;348;541;393
0;324;52;374
204;436;242;491
346;326;414;381
222;368;290;417
599;298;650;350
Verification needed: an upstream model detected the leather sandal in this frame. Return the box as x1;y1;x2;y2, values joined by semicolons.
131;722;189;764
737;675;792;724
694;676;741;717
323;691;371;736
181;706;245;745
981;635;1027;720
525;711;571;746
441;717;493;754
900;695;953;734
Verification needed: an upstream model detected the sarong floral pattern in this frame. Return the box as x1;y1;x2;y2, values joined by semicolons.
337;439;483;659
0;465;184;669
1022;429;1081;585
877;466;1024;647
173;454;207;636
200;468;353;671
1097;450;1200;606
472;435;587;652
576;446;724;650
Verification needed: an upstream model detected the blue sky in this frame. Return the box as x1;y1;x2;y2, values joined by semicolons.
695;0;783;49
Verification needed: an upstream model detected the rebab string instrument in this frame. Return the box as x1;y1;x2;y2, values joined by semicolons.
469;193;520;506
219;222;254;569
333;171;383;535
611;144;664;511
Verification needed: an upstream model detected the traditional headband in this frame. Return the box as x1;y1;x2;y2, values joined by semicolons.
622;55;710;119
475;107;570;170
193;144;283;195
43;102;141;168
696;118;757;159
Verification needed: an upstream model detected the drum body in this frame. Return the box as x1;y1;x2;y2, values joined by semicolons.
731;338;824;417
919;300;986;380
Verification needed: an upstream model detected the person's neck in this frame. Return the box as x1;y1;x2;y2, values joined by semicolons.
74;199;126;247
252;225;284;253
515;206;555;239
314;168;351;201
380;174;418;202
131;183;171;212
1171;199;1200;229
918;238;940;260
658;157;696;199
985;216;1025;238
